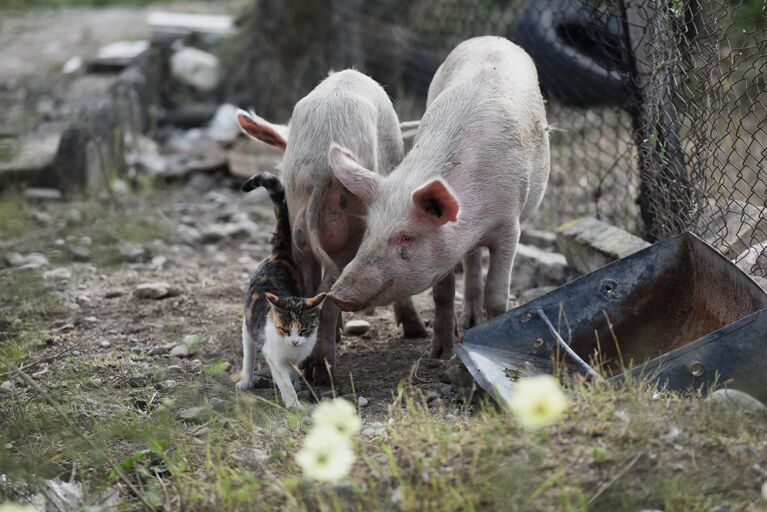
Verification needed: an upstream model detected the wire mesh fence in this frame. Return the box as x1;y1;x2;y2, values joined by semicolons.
228;0;767;275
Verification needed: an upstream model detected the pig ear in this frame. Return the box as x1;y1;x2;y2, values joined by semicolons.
412;179;459;224
328;143;381;204
236;109;289;151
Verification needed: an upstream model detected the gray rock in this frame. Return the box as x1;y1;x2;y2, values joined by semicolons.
90;40;149;70
357;396;369;407
31;211;53;225
170;47;220;91
166;365;183;375
520;228;558;251
134;282;182;300
178;225;203;245
104;289;124;299
230;447;268;466
128;375;151;388
699;199;767;259
511;244;572;291
43;267;71;281
557;217;650;274
706;388;767;412
344;319;371;335
0;380;17;395
517;286;557;305
206;104;240;143
189;359;203;373
22;187;62;201
155;379;177;390
65;209;83;225
169;344;190;358
200;225;228;244
147;343;176;356
67;245;91;262
6;252;49;269
98;340;110;348
178;405;213;423
118;243;152;263
209;397;233;411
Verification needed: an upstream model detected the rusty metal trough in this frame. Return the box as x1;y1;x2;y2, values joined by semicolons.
456;232;767;408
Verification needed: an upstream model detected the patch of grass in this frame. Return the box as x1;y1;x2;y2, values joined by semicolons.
2;371;766;510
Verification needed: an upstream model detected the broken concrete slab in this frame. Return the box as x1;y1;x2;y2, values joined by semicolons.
735;241;767;276
170;47;220;91
520;227;558;251
511;243;573;291
89;40;150;71
699;199;767;259
147;11;234;39
227;138;283;179
0;133;60;177
557;216;650;274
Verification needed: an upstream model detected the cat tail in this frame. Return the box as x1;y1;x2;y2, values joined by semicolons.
241;172;292;257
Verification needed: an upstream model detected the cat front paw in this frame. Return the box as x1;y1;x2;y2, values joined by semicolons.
235;378;253;391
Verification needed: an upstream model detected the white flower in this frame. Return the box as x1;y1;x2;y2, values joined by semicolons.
312;398;362;437
0;504;37;512
508;374;569;430
296;426;356;482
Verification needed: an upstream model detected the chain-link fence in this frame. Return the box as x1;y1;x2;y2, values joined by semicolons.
226;0;767;275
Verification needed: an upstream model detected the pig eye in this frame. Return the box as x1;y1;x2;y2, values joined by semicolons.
402;234;414;242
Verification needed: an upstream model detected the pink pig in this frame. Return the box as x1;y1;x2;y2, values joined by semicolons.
328;37;550;358
236;70;427;383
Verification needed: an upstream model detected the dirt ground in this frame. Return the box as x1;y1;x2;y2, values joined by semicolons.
2;178;463;421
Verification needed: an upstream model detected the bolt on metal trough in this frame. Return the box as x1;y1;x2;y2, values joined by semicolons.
456;232;767;409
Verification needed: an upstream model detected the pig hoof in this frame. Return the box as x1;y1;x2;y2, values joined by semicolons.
460;309;484;329
429;343;453;360
402;320;428;338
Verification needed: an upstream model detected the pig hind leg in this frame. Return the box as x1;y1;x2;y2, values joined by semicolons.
460;249;485;329
393;297;428;338
484;224;520;320
303;272;339;386
431;271;458;359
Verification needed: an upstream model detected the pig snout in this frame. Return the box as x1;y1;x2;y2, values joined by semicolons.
329;269;392;311
328;294;364;312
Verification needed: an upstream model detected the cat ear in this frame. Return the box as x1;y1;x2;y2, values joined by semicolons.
264;292;282;309
305;293;327;310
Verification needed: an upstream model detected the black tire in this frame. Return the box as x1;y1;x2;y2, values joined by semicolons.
509;0;634;109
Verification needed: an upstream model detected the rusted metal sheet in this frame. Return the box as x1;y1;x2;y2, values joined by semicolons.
456;232;767;408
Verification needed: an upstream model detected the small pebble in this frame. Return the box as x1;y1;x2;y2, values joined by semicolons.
0;380;17;395
357;396;369;407
344;319;371;335
90;377;103;386
170;344;190;358
128;375;151;388
84;316;99;324
189;359;202;373
210;397;233;411
166;365;183;375
155;379;177;390
104;289;124;299
99;340;111;348
178;405;213;423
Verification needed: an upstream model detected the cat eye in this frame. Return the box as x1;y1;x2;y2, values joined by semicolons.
299;329;310;336
280;327;290;335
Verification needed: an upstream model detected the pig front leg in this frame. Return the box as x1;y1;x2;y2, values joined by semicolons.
393;298;428;338
461;249;485;328
484;225;520;319
431;271;457;359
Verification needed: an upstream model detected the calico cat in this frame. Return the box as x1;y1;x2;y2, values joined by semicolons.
236;171;327;408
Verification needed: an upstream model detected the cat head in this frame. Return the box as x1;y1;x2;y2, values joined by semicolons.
264;292;327;347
